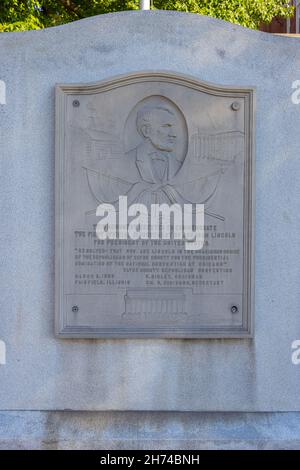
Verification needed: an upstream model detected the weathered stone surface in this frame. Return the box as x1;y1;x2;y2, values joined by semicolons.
1;411;300;450
0;11;300;411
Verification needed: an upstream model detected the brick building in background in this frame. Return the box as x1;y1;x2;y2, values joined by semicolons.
260;1;300;34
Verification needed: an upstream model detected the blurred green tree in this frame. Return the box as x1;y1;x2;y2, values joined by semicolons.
0;0;294;32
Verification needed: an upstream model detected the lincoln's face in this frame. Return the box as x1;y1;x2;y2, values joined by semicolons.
140;108;177;152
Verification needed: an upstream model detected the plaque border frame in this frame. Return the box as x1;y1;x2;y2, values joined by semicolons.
55;71;255;339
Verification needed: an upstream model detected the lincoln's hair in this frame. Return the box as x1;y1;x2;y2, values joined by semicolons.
136;106;174;136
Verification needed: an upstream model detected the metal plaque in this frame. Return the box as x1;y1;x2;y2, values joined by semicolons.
55;71;255;338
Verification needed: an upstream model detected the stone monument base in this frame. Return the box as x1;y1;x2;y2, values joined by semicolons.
0;411;300;450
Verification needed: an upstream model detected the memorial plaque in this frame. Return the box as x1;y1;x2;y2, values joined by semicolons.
55;71;255;338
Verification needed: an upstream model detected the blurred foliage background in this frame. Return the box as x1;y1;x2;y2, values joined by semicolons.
0;0;294;32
